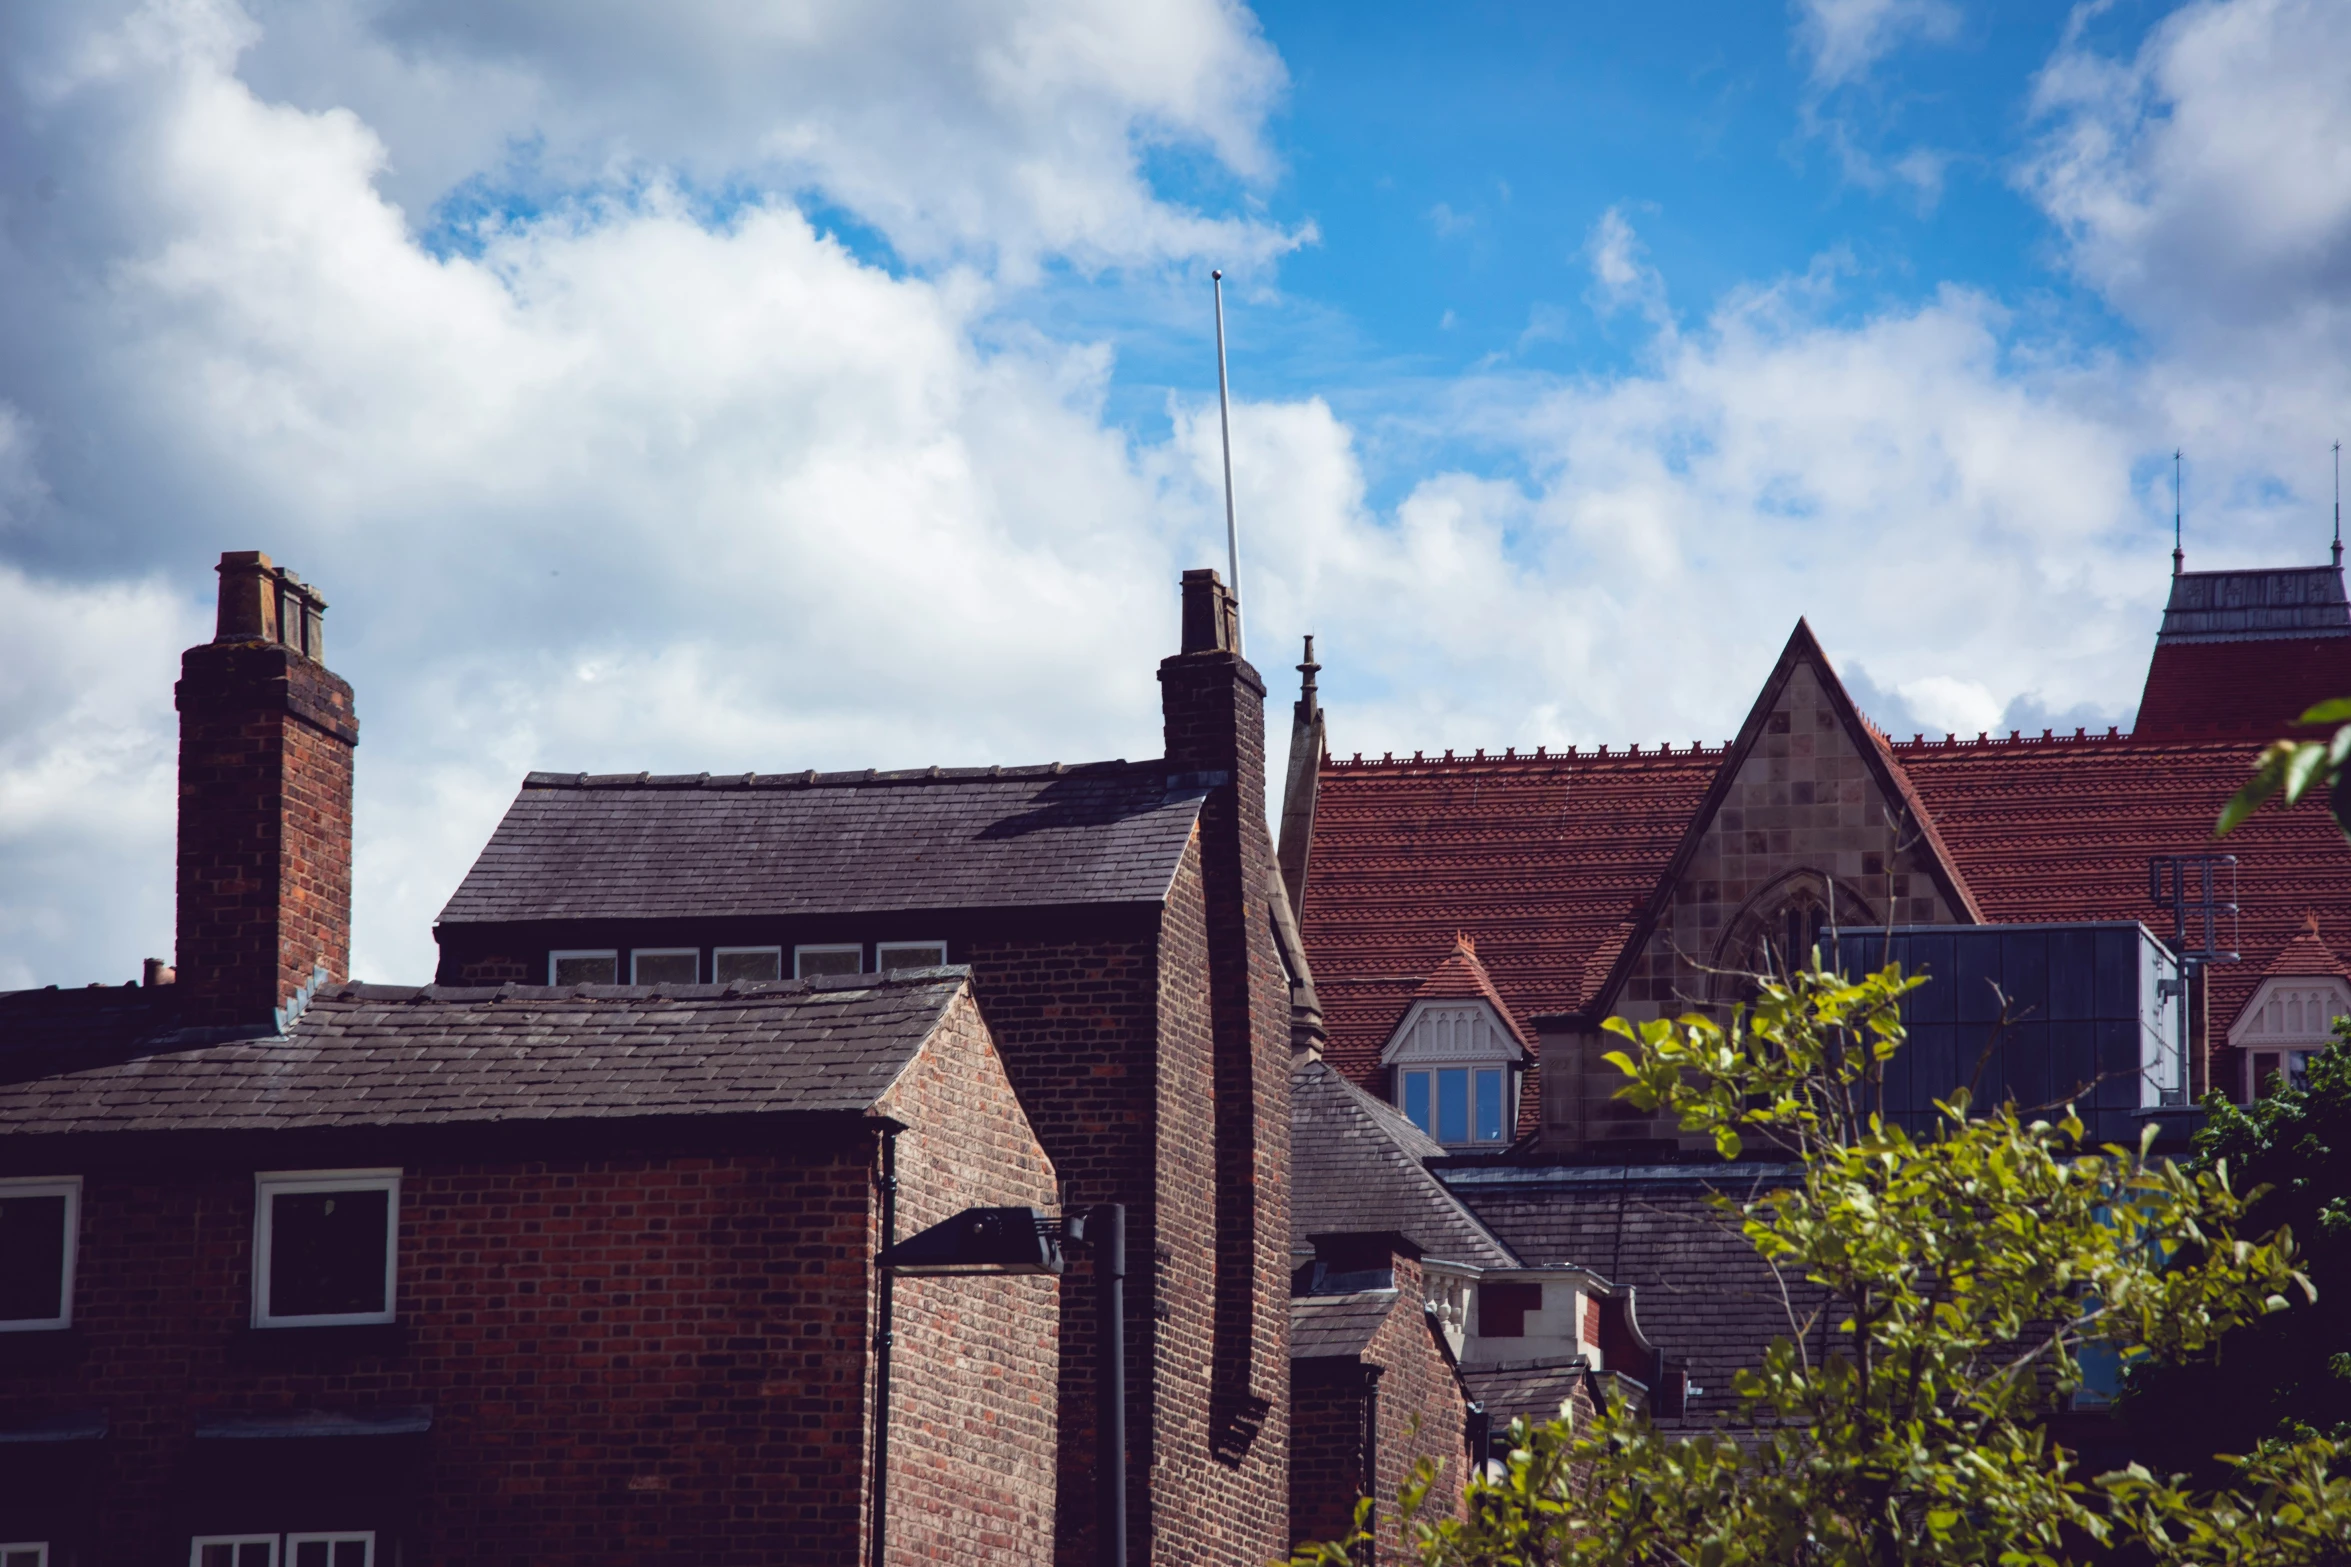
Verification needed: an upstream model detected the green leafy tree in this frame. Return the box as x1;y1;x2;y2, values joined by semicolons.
2120;1023;2351;1480
1291;964;2351;1567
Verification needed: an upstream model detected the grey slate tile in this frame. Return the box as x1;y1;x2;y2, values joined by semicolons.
0;973;965;1139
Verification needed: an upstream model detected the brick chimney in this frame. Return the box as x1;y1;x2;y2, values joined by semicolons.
1158;566;1292;1477
174;551;358;1030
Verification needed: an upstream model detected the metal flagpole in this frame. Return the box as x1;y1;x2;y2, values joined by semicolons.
1212;269;1243;655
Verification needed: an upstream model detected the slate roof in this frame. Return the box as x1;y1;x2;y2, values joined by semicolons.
1457;1359;1593;1429
1292;1057;1518;1270
437;762;1207;926
0;972;968;1140
1290;1289;1402;1361
2154;565;2351;644
1444;1164;1819;1431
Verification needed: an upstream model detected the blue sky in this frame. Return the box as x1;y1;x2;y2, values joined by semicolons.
2;0;2346;984
1033;1;2163;506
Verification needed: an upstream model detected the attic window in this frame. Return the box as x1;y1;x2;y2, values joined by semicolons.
630;949;698;985
796;945;863;978
1382;1000;1523;1148
876;941;948;971
0;1177;78;1332
1400;1067;1511;1146
714;946;783;983
550;950;617;986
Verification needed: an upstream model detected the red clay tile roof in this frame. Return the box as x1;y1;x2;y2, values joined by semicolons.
1409;936;1533;1051
2256;913;2349;980
1301;724;2351;1107
2133;637;2351;742
1299;745;1719;1087
1882;732;2351;1046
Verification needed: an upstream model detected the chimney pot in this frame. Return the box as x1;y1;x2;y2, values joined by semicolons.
214;550;278;643
1178;568;1240;655
142;958;176;988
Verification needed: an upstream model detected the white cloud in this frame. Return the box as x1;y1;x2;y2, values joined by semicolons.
219;0;1301;277
2023;0;2351;367
0;0;1269;984
3;0;2347;998
1793;0;1962;89
1585;206;1673;330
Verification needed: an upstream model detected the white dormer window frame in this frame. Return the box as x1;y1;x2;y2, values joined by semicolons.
2230;976;2349;1100
1380;999;1528;1148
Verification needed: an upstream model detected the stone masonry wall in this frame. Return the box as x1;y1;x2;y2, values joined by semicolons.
1544;661;1964;1155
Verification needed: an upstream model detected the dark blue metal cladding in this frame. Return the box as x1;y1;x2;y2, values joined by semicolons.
1829;924;2177;1144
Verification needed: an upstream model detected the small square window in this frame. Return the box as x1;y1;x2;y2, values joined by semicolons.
3;1543;49;1567
714;947;783;983
550;950;618;986
254;1171;398;1328
630;949;699;986
795;945;864;978
0;1177;78;1331
192;1539;278;1567
875;941;948;971
287;1534;373;1567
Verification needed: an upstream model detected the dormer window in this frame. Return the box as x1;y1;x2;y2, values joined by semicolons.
1378;941;1531;1150
1399;1063;1511;1145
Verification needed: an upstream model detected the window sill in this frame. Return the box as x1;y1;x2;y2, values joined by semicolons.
0;1325;85;1372
228;1322;409;1365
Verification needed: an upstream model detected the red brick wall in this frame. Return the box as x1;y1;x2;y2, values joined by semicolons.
1288;1361;1373;1551
876;988;1062;1565
1286;1266;1471;1565
0;1137;880;1566
1160;636;1295;1564
1362;1259;1469;1562
962;922;1165;1566
175;640;357;1027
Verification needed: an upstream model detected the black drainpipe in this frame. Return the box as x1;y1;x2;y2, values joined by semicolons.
1358;1364;1384;1567
1089;1204;1128;1567
869;1127;901;1567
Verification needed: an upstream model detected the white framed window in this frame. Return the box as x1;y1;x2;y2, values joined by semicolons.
0;1176;79;1332
286;1534;374;1567
875;941;948;971
192;1538;279;1567
2249;1049;2320;1100
795;944;864;978
3;1542;49;1567
629;948;699;986
549;949;618;986
253;1170;399;1328
713;946;783;983
1398;1066;1512;1146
